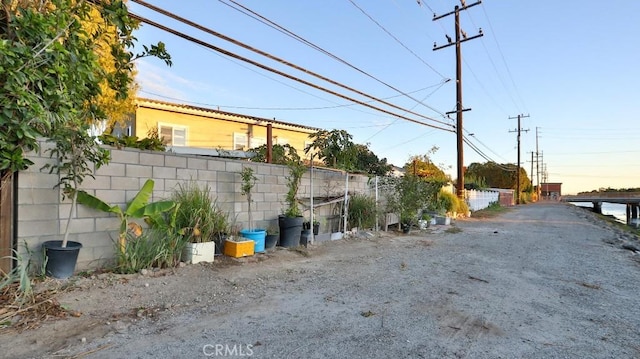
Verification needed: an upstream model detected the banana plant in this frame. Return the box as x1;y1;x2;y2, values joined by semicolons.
77;179;175;254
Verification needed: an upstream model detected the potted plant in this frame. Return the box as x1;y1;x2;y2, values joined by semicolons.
41;122;111;279
239;167;266;253
265;224;279;249
278;157;306;247
400;213;416;234
303;219;320;236
76;179;176;267
223;225;255;258
435;190;456;225
168;181;228;264
418;212;431;230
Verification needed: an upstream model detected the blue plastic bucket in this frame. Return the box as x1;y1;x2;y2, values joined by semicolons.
240;229;267;253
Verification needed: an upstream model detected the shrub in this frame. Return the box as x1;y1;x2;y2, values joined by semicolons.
348;193;378;230
456;198;469;215
437;191;457;213
171;181;229;244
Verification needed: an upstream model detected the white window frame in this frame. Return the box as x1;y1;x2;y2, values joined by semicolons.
158;122;188;147
234;132;248;151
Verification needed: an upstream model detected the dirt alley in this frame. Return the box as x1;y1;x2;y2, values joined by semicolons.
1;202;639;358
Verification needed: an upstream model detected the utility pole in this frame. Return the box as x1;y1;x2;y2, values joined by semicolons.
509;114;530;204
433;0;483;200
536;127;541;199
530;151;534;190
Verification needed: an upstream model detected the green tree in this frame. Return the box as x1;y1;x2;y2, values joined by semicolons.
0;0;170;174
353;143;391;176
465;162;531;190
403;148;450;182
383;174;444;225
305;129;357;171
304;129;390;175
248;143;301;165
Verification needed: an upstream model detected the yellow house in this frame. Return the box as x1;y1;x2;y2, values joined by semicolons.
132;98;319;156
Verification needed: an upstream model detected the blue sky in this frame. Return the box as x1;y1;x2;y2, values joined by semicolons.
128;0;640;195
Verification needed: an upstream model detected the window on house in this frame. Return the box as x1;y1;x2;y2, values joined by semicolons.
159;123;187;146
234;133;248;150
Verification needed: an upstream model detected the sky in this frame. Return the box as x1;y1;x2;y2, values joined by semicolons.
127;0;640;195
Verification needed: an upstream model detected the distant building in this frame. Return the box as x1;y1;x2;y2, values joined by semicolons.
541;182;562;200
487;188;515;206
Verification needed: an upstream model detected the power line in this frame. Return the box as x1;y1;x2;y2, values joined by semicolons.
463;129;508;162
131;0;453;129
479;3;528;112
363;80;448;142
216;0;451;117
140;82;444;112
346;0;448;80
463;7;524;113
129;12;455;133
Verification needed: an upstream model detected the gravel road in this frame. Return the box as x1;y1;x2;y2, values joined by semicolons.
3;202;640;358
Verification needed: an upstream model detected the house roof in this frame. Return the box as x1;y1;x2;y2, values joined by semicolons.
136;98;321;134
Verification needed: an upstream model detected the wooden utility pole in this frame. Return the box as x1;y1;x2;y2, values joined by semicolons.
530;151;534;191
433;1;483;199
509;114;530;204
536;127;541;199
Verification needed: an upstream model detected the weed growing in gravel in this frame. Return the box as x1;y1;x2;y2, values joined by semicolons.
445;227;462;234
472;203;510;218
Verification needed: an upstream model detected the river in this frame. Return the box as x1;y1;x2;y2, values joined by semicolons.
570;202;627;223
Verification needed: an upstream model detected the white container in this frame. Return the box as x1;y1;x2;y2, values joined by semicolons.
417;220;428;230
182;241;216;264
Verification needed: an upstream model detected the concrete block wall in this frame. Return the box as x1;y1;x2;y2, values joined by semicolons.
18;143;374;270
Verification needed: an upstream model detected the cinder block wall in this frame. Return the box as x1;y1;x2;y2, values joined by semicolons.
18;143;373;270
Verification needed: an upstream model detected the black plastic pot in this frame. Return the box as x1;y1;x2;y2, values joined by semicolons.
42;241;82;279
313;223;319;236
300;229;311;248
401;223;411;234
214;233;227;256
265;234;279;249
278;215;303;248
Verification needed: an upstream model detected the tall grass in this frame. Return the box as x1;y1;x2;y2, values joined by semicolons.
113;229;180;274
0;249;33;303
348;193;378;230
171;181;229;243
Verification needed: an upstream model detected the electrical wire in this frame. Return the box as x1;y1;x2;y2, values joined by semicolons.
479;4;528;112
216;0;451;117
346;0;447;80
141;82;445;112
363;80;448;142
461;12;522;114
129;12;455;133
463;129;508;162
131;0;452;128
